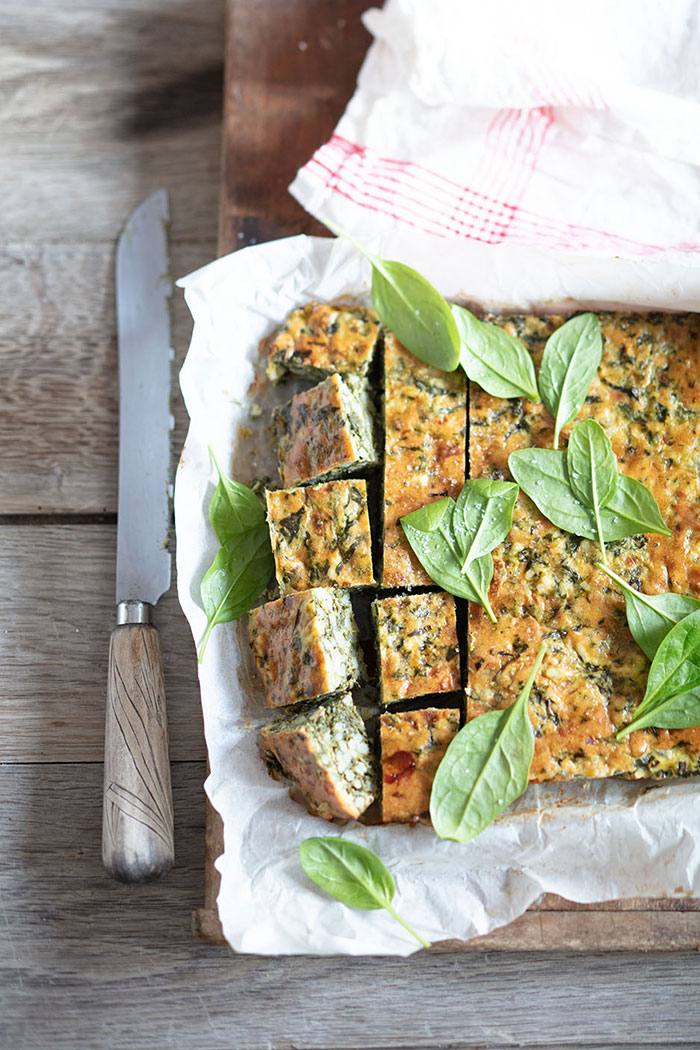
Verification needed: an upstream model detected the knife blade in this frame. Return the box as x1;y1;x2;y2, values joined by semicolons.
102;189;175;883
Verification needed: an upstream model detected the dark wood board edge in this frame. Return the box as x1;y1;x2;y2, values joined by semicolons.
195;0;700;951
217;0;371;250
194;0;372;949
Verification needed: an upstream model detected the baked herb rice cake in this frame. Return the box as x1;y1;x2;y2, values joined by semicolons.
273;373;377;487
266;302;380;382
266;478;375;595
373;592;460;705
260;694;378;821
468;312;700;781
229;299;700;837
380;708;460;823
382;332;466;587
249;588;363;708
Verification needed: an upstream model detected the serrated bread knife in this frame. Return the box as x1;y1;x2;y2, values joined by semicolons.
103;190;175;883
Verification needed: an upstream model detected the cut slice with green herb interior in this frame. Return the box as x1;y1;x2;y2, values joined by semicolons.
249;588;363;708
273;373;377;487
372;592;460;704
380;708;460;824
260;694;378;821
469;311;700;781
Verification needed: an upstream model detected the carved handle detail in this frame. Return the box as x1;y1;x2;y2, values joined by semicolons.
103;623;174;882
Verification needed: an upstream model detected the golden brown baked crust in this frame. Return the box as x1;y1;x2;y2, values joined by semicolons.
373;592;460;704
468;312;700;781
382;332;466;587
380;708;460;823
266;479;375;595
266;302;380;382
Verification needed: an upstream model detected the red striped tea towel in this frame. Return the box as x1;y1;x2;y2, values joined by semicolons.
290;0;700;260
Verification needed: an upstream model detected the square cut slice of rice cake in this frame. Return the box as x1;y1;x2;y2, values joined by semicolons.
266;301;380;383
260;694;377;821
372;591;460;705
382;332;466;587
273;373;377;487
380;708;460;823
266;478;375;595
249;588;363;708
468;311;700;781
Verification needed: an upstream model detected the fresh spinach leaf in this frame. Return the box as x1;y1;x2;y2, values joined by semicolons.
430;643;546;842
609;474;671;539
566;420;618;562
402;496;452;532
617;608;700;736
299;836;430;948
199;457;275;661
508;447;670;542
508;447;595;536
598;563;700;660
453;478;519;570
325;219;461;372
401;499;497;622
208;447;266;545
400;480;519;622
538;313;603;449
451;305;539;401
199;531;274;663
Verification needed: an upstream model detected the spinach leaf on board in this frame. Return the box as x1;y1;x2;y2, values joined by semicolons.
324;219;461;372
430;643;546;842
538;313;603;449
598;563;700;661
566;420;619;563
401;499;496;622
299;837;431;949
617;608;700;737
508;447;670;542
451;305;539;401
199;528;274;662
208;447;266;545
453;478;519;570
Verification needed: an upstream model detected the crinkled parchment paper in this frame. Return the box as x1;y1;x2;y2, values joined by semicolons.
176;232;700;955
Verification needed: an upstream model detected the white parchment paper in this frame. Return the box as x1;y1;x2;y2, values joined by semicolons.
176;232;700;955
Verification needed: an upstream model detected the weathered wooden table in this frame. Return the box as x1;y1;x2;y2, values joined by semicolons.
3;2;700;1048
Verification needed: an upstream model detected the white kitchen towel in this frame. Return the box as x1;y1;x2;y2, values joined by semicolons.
290;0;700;259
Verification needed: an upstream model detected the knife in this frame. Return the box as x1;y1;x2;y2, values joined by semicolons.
102;189;175;883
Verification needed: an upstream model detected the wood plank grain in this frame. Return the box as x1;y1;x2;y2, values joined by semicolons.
0;0;223;514
6;763;700;1050
0;0;223;241
0;240;211;514
0;524;204;762
219;0;371;251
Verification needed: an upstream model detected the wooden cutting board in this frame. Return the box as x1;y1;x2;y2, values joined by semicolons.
193;0;700;950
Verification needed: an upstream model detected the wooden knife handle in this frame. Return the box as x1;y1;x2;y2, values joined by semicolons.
102;621;174;882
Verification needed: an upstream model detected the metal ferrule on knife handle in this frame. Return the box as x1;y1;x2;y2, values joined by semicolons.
103;190;175;883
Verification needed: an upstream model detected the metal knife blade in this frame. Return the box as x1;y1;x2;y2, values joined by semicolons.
115;189;173;607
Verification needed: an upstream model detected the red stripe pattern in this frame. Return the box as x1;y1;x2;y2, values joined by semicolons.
303;128;700;257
